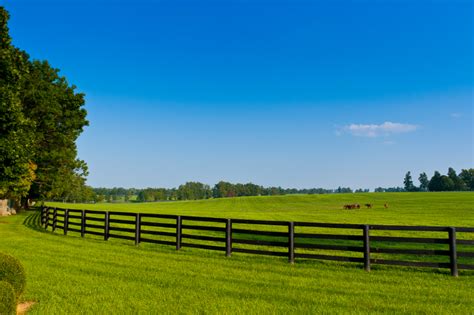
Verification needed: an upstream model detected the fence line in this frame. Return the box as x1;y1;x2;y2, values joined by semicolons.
40;207;474;276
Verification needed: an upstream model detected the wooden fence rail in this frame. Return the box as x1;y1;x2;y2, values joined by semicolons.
40;207;474;276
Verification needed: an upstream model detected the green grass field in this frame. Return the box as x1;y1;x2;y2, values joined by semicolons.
1;192;473;313
48;192;474;226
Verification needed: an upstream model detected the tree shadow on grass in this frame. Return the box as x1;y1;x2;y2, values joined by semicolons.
22;209;47;233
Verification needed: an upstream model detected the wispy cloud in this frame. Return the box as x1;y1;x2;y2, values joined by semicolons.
450;112;462;118
341;121;418;138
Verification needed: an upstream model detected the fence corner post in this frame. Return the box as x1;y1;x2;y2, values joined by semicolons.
448;227;458;277
288;222;295;264
363;225;370;272
176;216;182;250
226;219;232;257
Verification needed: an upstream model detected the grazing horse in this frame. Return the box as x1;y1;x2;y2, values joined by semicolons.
384;203;389;208
365;203;372;209
343;204;360;210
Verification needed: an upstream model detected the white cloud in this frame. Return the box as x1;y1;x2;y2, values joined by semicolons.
342;121;418;138
450;113;462;118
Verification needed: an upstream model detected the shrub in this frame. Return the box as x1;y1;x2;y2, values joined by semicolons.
0;253;26;298
0;281;16;315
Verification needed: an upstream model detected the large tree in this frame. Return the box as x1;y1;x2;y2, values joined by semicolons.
19;59;88;202
0;7;88;207
0;8;36;205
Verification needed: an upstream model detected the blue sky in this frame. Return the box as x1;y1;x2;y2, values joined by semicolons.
4;0;473;189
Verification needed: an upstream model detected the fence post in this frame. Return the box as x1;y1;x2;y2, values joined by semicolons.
363;225;370;272
176;216;182;250
135;213;141;246
81;210;85;238
41;207;45;227
448;227;458;277
104;212;110;241
226;219;232;257
64;209;69;235
288;222;295;264
52;208;57;232
45;207;50;230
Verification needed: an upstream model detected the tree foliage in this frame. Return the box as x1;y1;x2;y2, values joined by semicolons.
403;172;416;192
0;7;88;206
20;59;88;201
459;169;474;191
0;8;36;202
418;172;429;191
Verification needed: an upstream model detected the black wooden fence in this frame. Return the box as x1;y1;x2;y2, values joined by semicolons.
40;207;474;276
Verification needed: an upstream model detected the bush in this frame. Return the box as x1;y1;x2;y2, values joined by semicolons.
0;281;16;315
0;253;26;298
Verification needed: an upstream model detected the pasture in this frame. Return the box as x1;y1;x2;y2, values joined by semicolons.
1;192;473;313
48;192;474;226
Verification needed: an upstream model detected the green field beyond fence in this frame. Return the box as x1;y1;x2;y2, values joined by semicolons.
47;192;474;226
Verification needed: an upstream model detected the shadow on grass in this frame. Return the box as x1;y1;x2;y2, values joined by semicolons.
23;209;47;233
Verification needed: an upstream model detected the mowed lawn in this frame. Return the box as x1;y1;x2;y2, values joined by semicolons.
0;192;473;314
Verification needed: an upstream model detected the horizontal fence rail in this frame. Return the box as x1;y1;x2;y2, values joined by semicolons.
40;207;474;276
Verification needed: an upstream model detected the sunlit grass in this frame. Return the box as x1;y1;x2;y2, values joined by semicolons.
1;192;473;313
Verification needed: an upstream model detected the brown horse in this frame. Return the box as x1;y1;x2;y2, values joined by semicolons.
365;203;373;208
343;204;360;210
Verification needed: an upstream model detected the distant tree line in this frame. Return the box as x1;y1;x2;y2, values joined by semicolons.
52;168;474;204
403;168;474;192
65;168;474;204
374;187;406;193
85;182;358;203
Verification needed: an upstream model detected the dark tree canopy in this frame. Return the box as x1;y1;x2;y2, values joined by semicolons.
0;7;89;206
20;59;88;201
0;8;35;203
